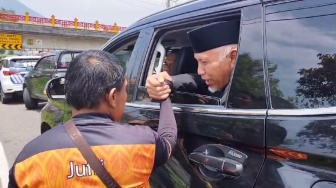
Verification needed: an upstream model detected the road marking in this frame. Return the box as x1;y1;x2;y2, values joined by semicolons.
0;142;9;188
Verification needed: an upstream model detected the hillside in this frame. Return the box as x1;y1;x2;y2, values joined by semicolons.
0;0;43;16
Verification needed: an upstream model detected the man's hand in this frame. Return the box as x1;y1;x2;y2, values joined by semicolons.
146;71;172;100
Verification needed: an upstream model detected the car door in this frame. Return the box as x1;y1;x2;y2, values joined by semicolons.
255;0;336;187
29;55;55;99
127;3;267;187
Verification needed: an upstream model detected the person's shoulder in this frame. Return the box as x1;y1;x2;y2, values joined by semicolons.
117;123;158;143
15;125;67;163
120;122;154;134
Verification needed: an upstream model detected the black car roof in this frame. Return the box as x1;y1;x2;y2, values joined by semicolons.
122;0;262;32
101;0;265;50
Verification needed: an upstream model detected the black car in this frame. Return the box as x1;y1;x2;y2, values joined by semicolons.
23;50;82;109
41;0;336;187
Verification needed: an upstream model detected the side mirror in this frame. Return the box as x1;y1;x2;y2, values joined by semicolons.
44;77;65;100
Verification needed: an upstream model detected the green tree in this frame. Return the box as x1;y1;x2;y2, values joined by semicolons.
295;53;336;153
228;53;284;108
296;53;336;108
231;53;282;98
297;120;336;153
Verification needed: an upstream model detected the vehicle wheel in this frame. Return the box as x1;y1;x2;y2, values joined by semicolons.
0;85;10;104
23;87;38;109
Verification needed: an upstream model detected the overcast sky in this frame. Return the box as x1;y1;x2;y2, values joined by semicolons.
15;0;191;27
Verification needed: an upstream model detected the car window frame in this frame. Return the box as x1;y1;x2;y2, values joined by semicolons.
0;59;5;69
34;55;54;71
133;8;245;110
1;59;9;68
44;56;55;71
56;52;81;69
264;0;336;110
101;28;155;103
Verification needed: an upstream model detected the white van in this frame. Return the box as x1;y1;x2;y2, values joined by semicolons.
0;55;41;104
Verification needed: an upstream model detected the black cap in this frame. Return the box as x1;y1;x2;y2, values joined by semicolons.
187;20;240;53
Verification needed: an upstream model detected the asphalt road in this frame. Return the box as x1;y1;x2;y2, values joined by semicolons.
0;98;45;188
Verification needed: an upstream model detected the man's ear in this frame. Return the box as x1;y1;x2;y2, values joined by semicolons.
229;49;238;68
106;88;117;108
230;49;238;61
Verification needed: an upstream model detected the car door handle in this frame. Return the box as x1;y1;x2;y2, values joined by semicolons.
188;144;248;181
189;152;243;177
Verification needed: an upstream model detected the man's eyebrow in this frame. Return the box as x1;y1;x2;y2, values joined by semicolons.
197;57;208;61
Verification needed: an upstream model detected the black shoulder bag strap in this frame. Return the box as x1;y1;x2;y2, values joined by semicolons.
64;121;121;188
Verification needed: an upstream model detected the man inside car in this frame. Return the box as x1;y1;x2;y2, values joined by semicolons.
162;49;178;74
146;20;239;104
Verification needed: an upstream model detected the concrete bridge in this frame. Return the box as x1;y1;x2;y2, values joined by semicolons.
0;12;127;52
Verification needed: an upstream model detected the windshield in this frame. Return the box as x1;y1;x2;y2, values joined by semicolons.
9;59;40;68
58;52;81;68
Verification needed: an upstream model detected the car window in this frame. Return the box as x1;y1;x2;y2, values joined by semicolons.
58;52;81;68
135;13;264;107
266;0;336;109
227;5;266;109
8;59;39;68
1;59;9;68
35;56;54;71
106;35;141;102
44;56;55;70
0;60;4;69
110;39;137;70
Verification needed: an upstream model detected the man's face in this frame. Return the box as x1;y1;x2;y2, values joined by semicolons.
194;46;236;92
163;53;176;73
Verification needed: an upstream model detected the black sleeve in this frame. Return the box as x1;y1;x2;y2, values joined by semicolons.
171;73;208;94
8;164;19;188
153;97;177;168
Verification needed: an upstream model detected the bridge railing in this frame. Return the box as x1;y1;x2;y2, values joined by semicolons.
0;12;127;33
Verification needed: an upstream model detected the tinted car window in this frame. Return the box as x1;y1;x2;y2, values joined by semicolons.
114;48;133;70
58;52;80;68
107;36;140;102
227;5;266;109
266;0;336;109
44;56;55;70
36;56;54;70
35;58;46;70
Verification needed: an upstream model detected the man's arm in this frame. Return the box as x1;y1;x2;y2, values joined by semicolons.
146;71;207;101
171;73;207;94
153;97;177;168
